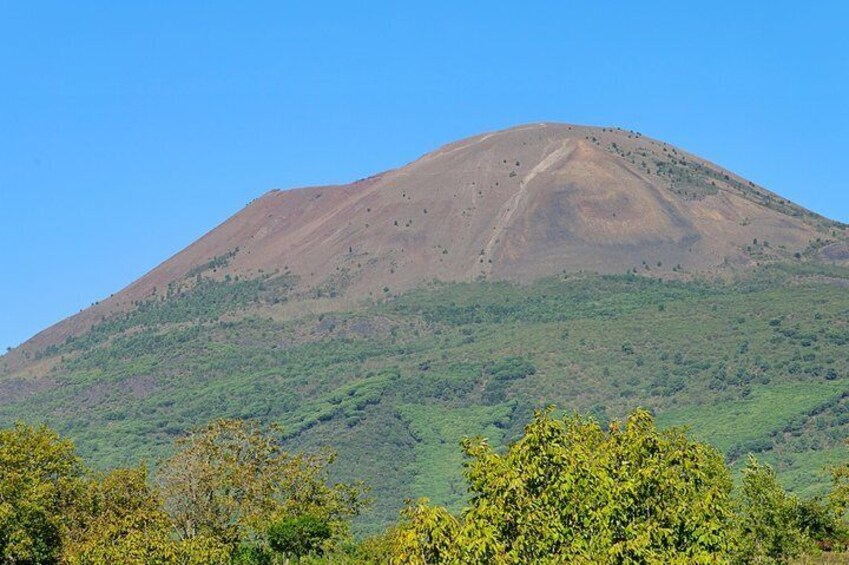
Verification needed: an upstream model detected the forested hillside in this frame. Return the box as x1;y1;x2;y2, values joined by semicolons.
4;262;849;532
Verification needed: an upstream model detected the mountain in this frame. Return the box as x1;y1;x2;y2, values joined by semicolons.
3;123;849;531
5;123;845;373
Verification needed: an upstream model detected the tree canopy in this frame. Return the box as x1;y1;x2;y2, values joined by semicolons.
392;408;737;564
0;423;85;564
1;408;848;563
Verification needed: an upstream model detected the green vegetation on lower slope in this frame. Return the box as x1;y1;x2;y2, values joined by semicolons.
656;382;848;453
398;403;513;510
3;263;849;532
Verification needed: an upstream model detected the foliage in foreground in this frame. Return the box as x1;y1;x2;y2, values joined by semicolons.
0;420;370;565
394;408;734;563
3;408;849;563
391;409;849;564
0;424;85;564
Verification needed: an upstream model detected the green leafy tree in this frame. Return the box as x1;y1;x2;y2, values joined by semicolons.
794;497;846;551
391;408;737;564
63;466;229;565
733;456;813;564
829;446;849;515
156;419;367;554
268;513;332;558
0;423;85;565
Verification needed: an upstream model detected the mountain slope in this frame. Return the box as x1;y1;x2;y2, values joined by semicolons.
4;123;844;373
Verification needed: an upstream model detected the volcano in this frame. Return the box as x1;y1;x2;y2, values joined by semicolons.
6;123;845;371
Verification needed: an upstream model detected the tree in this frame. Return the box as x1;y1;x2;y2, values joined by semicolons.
268;513;332;558
794;496;846;551
63;466;229;565
391;408;737;564
0;422;85;564
829;448;849;514
733;457;813;564
156;419;367;554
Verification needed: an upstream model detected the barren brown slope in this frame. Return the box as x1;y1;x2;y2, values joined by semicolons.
4;123;846;372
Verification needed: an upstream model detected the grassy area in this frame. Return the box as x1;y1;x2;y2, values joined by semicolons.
398;403;513;510
656;382;849;453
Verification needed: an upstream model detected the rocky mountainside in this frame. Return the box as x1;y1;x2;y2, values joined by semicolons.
5;123;846;373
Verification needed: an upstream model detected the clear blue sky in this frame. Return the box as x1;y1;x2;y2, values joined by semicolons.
1;2;847;350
